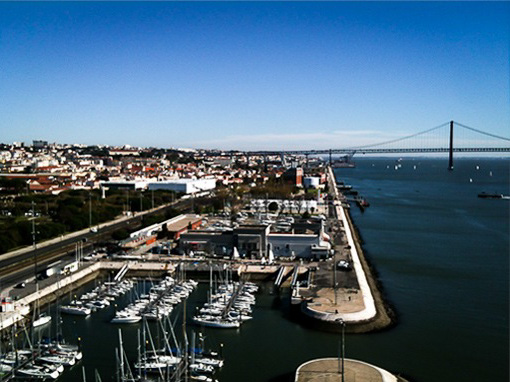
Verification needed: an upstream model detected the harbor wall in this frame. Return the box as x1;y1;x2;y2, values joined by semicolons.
300;166;394;333
0;261;172;332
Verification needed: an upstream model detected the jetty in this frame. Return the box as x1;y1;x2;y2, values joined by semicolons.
295;166;393;332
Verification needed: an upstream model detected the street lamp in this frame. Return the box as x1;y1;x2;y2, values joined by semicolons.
336;318;345;382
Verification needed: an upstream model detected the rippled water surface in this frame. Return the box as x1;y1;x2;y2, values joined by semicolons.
50;157;508;382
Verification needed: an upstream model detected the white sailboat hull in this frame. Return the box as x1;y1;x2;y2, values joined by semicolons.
33;315;52;328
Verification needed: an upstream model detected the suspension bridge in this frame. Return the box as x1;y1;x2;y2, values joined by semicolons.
246;121;510;170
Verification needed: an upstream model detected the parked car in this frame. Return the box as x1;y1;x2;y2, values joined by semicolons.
337;260;352;271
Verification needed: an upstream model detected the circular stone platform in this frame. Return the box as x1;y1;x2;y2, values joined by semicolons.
295;358;399;382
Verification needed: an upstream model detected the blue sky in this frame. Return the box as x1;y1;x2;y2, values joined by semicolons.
0;2;509;150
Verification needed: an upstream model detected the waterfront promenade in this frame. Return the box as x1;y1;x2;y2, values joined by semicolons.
299;166;390;330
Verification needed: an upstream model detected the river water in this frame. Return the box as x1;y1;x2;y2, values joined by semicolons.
43;157;508;382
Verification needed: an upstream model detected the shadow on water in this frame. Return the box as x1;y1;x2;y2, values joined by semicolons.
267;372;295;382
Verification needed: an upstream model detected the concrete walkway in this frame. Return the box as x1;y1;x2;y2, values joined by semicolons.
301;167;376;323
295;358;398;382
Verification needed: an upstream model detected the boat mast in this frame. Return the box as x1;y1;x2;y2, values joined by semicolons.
137;329;141;379
182;298;188;382
118;330;125;382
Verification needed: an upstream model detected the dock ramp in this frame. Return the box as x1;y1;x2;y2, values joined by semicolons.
274;265;293;288
290;265;299;288
113;263;130;281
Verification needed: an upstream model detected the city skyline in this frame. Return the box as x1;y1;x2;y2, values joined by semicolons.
1;1;509;150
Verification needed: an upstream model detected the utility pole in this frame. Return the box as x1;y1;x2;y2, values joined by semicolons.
32;201;38;281
336;318;345;382
341;320;345;382
31;201;37;249
333;256;337;305
89;193;92;230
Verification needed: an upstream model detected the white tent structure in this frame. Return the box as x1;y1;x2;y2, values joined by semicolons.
268;248;275;265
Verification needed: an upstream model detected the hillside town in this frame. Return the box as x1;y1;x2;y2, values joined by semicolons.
0;140;327;195
0;140;338;255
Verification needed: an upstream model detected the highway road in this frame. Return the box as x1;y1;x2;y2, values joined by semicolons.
0;198;192;292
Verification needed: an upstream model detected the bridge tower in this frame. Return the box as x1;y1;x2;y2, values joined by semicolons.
329;149;332;165
448;120;454;171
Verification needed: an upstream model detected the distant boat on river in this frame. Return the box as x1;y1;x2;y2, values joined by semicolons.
478;192;508;199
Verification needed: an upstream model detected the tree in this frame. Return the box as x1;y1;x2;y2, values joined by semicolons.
112;229;129;241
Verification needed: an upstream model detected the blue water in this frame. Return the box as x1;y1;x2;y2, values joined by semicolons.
51;157;508;381
333;157;509;382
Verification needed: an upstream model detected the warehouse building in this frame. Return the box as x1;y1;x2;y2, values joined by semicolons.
179;221;330;260
148;178;216;194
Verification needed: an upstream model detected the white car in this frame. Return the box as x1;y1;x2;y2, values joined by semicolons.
337;260;352;271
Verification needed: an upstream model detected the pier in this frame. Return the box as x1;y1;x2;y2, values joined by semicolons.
295;166;393;331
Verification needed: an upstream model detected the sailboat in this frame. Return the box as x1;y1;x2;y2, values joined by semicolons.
30;201;52;329
33;312;52;328
268;247;275;265
33;276;52;328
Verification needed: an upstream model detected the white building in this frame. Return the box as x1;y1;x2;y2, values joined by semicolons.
303;177;321;189
250;199;318;214
268;234;331;259
148;178;216;194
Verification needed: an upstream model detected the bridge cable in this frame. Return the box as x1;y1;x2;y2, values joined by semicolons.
454;122;510;142
348;122;450;150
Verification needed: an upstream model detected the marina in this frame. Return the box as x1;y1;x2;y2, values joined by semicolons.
192;277;258;329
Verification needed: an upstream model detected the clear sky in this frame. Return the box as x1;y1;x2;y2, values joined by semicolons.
1;1;509;150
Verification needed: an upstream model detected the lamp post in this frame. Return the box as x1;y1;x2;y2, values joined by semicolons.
88;193;92;230
336;318;345;382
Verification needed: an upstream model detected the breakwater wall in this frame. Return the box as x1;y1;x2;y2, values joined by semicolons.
300;166;393;332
